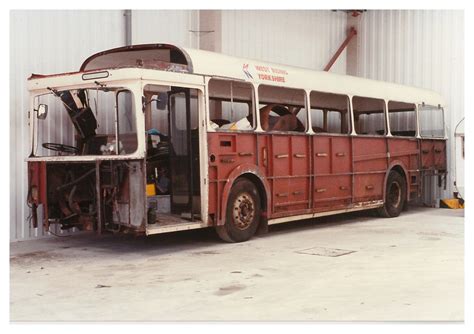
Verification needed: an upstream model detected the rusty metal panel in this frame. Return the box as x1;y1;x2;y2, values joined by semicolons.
271;135;291;177
270;135;291;213
288;136;311;211
267;134;311;216
433;140;447;170
313;135;352;211
420;140;435;169
387;137;421;199
207;132;258;222
421;139;447;171
387;137;419;170
313;136;331;174
331;137;352;174
313;175;352;210
352;137;388;172
352;137;387;202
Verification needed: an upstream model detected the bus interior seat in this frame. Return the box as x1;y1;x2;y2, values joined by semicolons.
260;104;302;132
391;130;416;137
313;126;325;133
272;114;298;131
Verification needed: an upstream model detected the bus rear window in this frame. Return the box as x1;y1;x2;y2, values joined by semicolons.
419;105;445;138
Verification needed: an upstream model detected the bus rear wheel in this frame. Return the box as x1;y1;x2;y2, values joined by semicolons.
216;178;261;242
378;170;407;218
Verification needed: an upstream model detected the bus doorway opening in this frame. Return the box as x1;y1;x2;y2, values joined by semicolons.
144;85;201;227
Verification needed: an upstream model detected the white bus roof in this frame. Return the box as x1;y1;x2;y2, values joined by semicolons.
182;47;444;106
33;43;445;106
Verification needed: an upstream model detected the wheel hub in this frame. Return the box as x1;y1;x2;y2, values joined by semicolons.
388;181;401;207
233;193;255;230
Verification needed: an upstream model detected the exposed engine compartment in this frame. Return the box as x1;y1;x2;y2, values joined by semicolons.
34;161;145;233
47;164;97;230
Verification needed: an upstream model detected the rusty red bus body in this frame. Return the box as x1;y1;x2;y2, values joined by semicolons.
25;44;448;242
207;133;446;226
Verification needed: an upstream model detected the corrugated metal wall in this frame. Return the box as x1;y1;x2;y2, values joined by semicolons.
354;10;464;203
10;10;125;241
221;10;348;74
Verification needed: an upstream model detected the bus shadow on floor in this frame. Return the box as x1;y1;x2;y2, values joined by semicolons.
264;209;378;237
15;206;432;258
263;204;429;238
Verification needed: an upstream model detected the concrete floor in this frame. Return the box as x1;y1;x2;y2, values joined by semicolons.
10;206;464;322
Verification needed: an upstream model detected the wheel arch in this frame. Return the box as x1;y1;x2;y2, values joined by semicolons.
218;164;271;226
384;161;410;202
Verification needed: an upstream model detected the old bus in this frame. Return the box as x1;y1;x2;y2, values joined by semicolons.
27;44;447;242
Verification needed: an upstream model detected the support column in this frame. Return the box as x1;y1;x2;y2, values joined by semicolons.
198;10;222;52
124;9;132;46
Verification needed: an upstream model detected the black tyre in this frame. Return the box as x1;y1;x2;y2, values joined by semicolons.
216;178;261;242
378;171;407;218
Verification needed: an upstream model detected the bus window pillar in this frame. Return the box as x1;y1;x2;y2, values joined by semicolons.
204;77;216;132
385;100;392;137
253;83;264;132
305;90;315;134
415;104;422;139
349;96;357;135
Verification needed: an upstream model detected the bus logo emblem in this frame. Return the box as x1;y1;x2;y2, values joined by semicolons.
243;64;253;79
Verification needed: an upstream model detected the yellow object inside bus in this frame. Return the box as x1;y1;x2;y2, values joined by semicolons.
146;184;156;197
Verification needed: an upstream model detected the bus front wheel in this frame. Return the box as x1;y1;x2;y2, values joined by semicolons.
378;170;407;218
216;178;261;242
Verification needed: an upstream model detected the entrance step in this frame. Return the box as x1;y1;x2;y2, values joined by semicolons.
146;213;204;235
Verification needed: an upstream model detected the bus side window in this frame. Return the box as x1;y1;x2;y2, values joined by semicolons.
310;91;350;134
258;85;306;133
208;79;255;131
419;104;445;138
352;96;386;136
388;101;417;137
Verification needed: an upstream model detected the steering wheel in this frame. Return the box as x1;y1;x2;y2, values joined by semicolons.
42;142;80;155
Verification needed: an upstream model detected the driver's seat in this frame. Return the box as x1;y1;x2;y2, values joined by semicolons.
78;135;108;155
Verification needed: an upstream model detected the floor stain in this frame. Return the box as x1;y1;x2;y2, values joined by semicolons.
419;236;441;241
215;284;246;296
192;250;221;256
249;273;264;278
417;231;458;238
10;251;60;265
